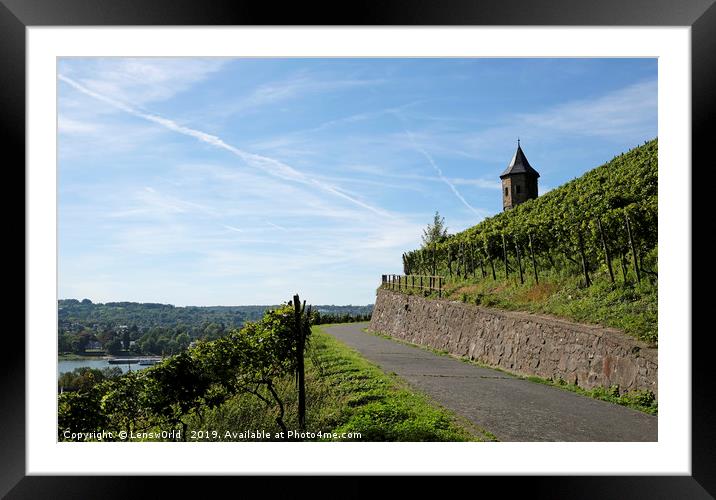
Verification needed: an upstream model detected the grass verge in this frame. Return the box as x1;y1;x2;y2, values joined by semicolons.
183;326;492;441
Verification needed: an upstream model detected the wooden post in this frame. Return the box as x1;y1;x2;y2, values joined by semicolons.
620;252;629;282
577;228;592;287
462;243;468;279
455;245;460;278
432;242;437;277
514;236;524;284
528;233;539;284
502;233;509;280
438;276;442;298
470;244;475;277
625;214;641;283
293;295;306;431
596;218;615;283
447;246;453;277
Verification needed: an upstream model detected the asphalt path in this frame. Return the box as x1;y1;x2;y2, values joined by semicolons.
322;322;657;442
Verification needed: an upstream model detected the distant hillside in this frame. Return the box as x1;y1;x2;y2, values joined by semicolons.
58;299;373;333
58;299;374;356
399;139;658;343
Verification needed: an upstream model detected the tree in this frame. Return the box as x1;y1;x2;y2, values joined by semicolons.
101;372;147;439
421;211;449;247
106;338;123;355
175;332;191;350
58;385;108;440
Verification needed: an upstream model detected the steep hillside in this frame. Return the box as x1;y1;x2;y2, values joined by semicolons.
399;139;658;344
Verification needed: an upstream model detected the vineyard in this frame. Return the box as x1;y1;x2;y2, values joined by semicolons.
398;139;658;344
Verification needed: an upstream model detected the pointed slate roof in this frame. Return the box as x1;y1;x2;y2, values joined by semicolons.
500;141;540;179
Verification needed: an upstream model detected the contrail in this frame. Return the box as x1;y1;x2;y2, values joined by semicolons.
58;74;393;219
391;111;481;216
403;128;481;216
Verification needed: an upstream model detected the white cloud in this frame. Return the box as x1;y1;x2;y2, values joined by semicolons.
516;79;657;138
214;75;386;117
59;58;228;106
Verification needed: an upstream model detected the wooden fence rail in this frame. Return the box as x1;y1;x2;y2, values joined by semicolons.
381;274;443;298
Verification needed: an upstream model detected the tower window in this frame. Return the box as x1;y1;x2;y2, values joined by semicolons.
516;185;521;194
504;187;508;197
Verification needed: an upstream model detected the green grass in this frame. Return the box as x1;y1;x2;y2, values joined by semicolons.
524;376;658;415
365;328;657;415
389;266;657;345
183;326;492;442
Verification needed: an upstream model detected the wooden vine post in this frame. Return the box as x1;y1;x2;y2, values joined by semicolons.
624;213;641;283
464;244;469;279
528;233;539;284
620;253;629;282
432;242;437;277
292;294;308;431
514;236;524;284
502;233;509;279
596;218;615;283
576;226;592;287
471;244;476;277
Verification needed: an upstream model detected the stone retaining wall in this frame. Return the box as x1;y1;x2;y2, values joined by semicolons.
369;289;657;396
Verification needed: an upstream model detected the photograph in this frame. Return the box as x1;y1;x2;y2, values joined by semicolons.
56;56;659;444
7;9;710;495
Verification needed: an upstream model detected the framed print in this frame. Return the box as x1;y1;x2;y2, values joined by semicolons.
4;0;714;497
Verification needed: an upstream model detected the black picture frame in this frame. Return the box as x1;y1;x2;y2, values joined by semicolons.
4;0;713;497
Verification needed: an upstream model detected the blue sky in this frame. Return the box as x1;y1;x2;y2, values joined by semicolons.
58;58;657;306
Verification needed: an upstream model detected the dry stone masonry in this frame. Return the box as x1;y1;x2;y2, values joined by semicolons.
369;289;657;396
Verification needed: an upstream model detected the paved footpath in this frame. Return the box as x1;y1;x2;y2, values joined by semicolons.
323;322;657;442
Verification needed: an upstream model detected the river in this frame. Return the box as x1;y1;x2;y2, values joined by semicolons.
58;358;158;378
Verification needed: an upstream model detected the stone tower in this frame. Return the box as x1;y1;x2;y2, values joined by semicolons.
500;139;540;210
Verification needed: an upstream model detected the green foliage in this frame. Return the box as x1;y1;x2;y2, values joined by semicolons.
58;387;108;439
100;372;147;437
421;210;449;247
58;303;308;441
310;311;372;324
58;366;122;392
